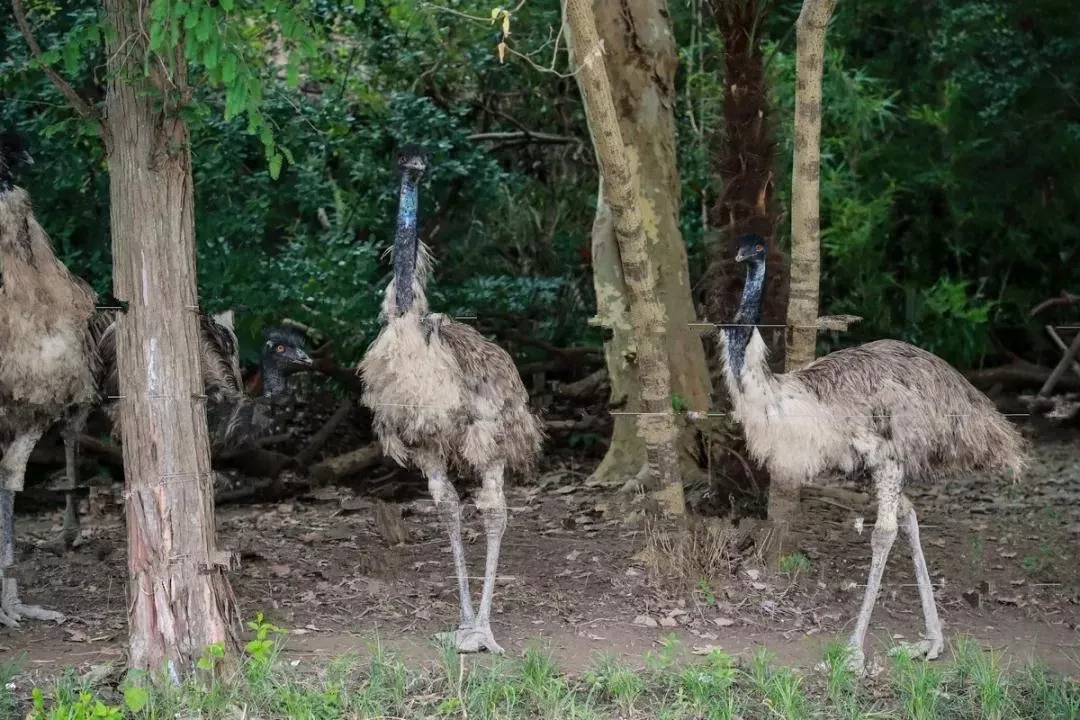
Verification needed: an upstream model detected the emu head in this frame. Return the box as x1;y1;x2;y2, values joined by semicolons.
0;130;33;188
735;233;767;264
396;144;428;178
259;325;313;401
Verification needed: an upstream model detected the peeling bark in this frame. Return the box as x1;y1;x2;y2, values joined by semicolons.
104;0;238;675
564;0;685;520
585;0;712;496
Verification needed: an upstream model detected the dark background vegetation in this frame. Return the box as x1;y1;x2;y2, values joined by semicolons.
2;0;1078;372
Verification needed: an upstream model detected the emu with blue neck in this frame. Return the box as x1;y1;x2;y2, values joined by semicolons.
392;146;427;316
723;233;767;381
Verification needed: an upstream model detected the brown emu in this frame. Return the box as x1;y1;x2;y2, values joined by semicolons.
0;131;97;627
359;147;544;654
718;233;1026;672
55;314;313;547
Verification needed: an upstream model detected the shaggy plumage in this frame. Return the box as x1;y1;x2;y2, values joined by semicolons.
718;233;1027;672
359;146;544;654
0;133;96;627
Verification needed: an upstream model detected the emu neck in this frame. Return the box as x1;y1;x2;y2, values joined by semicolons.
260;359;287;399
392;172;421;316
724;258;766;380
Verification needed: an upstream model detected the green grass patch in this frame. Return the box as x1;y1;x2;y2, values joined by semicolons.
7;625;1079;719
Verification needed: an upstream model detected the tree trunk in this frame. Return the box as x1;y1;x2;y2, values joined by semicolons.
705;0;789;371
786;0;835;372
564;0;685;520
103;0;237;676
586;0;712;496
764;0;837;565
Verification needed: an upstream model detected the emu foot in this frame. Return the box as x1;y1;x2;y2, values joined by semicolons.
438;624;504;654
888;636;944;662
0;578;65;628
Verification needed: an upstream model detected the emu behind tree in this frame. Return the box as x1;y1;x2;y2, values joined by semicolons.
718;233;1027;673
359;147;544;654
0;131;96;627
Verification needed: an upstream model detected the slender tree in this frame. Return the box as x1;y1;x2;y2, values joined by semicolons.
766;0;838;563
563;0;685;519
587;0;712;499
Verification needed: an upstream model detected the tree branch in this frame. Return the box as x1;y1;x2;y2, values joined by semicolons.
11;0;101;124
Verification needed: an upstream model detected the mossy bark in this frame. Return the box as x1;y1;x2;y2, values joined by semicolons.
581;0;712;501
564;0;690;521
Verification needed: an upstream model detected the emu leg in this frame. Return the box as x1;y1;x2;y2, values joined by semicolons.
426;467;475;630
845;470;900;673
455;462;506;654
888;495;944;661
0;428;66;628
59;410;90;550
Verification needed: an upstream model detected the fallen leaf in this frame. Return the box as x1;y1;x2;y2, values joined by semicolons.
712;617;736;627
270;564;292;577
659;616;679;628
632;614;658;628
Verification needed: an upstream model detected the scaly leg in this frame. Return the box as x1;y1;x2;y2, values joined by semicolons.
845;461;901;673
454;462;507;654
426;466;475;631
60;408;90;550
888;494;944;661
0;428;66;628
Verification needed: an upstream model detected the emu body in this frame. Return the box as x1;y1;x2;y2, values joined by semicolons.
0;134;96;627
359;147;543;654
719;233;1026;672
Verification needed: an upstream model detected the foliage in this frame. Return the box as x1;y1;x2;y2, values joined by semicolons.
13;625;1080;718
2;0;1079;368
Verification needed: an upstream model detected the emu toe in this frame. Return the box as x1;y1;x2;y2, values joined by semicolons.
888;636;944;662
439;624;504;655
0;577;65;628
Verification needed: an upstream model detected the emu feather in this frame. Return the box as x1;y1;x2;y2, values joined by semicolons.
0;134;96;627
359;146;543;654
718;233;1027;674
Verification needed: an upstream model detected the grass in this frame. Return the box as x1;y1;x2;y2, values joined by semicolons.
3;624;1078;720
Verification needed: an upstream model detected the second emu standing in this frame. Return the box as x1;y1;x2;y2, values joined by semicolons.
359;147;544;654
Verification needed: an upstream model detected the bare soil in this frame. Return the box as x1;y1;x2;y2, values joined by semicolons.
3;435;1078;684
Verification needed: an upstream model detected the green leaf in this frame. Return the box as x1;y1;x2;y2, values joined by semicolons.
222;53;237;84
268;152;283;180
203;40;219;69
221;0;234;9
123;686;149;713
286;62;300;89
195;6;213;43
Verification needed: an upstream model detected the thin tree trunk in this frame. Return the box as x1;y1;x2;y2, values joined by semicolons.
104;0;237;675
786;0;835;372
564;0;685;520
764;0;836;565
587;0;712;496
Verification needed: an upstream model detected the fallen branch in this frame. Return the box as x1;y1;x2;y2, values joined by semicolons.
296;398;353;467
308;443;383;485
965;361;1080;392
467;130;581;145
1030;291;1080;317
557;368;608;399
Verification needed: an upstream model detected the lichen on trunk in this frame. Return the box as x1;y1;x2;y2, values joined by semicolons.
564;0;690;522
583;0;713;501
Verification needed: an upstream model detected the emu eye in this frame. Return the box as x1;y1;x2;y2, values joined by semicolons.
276;344;285;353
755;244;763;252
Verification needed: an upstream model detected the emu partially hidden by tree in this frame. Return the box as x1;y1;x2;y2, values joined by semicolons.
718;233;1026;672
359;147;544;654
54;315;312;548
0;131;97;627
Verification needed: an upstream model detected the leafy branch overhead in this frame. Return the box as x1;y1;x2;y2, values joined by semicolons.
12;0;318;179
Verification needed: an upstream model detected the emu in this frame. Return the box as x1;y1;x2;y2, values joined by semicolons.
718;233;1026;672
0;131;98;627
359;147;544;654
55;315;312;548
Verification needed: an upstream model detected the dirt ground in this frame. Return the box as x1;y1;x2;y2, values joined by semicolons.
2;433;1078;683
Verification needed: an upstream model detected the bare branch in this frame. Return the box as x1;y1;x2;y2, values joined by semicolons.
467;130;581;146
11;0;101;123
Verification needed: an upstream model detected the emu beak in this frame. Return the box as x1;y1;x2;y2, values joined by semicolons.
292;347;313;368
734;250;749;263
